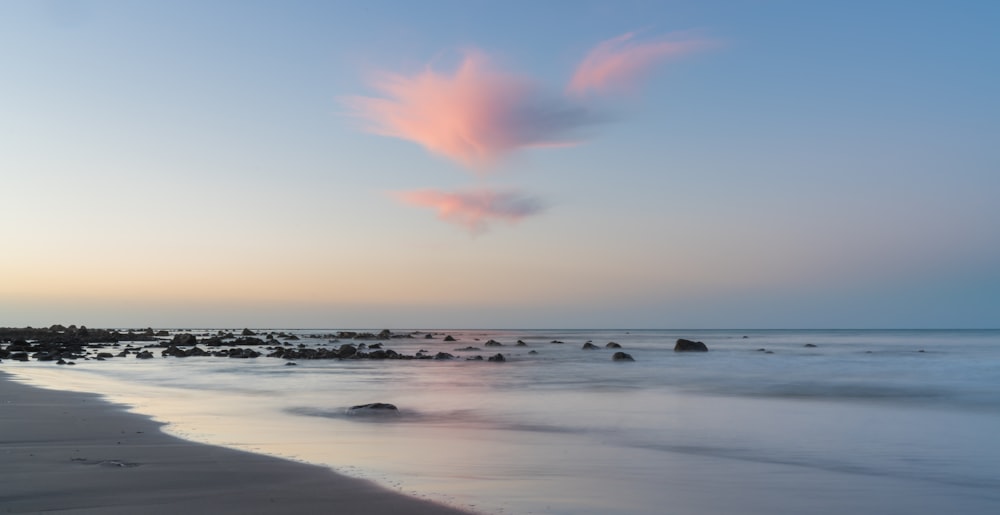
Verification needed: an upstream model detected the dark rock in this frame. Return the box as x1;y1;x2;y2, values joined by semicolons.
96;352;114;359
467;355;484;361
528;350;538;354
377;329;392;340
135;350;154;359
443;335;456;342
485;340;503;347
550;340;564;344
456;346;480;351
172;333;198;346
285;362;297;366
10;352;28;362
488;353;506;362
424;334;434;339
349;403;398;412
674;338;708;352
606;342;622;349
582;342;599;350
516;340;527;346
434;352;455;360
338;343;358;358
155;330;169;337
612;352;635;362
804;343;817;348
241;328;256;336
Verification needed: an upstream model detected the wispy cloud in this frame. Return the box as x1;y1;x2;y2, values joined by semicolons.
344;50;594;169
568;31;714;96
394;188;545;234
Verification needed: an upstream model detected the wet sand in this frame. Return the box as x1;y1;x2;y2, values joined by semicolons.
0;371;475;515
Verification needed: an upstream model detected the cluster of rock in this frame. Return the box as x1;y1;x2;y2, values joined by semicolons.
1;326;725;367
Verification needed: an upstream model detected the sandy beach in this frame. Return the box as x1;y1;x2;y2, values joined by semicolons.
0;371;474;515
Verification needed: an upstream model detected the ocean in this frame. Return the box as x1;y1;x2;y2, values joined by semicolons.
6;329;1000;514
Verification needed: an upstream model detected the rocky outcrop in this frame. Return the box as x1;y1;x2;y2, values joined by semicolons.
674;338;708;352
582;342;599;350
172;333;198;346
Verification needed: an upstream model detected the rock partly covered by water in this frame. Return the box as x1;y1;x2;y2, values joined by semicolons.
612;352;635;361
488;353;506;362
675;338;709;352
582;342;599;350
348;403;398;413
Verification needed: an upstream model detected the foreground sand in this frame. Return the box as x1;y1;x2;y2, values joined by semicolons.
0;372;474;515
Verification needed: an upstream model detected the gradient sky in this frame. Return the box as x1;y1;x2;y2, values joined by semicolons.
2;0;998;329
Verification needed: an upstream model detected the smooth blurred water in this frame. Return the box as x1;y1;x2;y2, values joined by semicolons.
7;329;1000;514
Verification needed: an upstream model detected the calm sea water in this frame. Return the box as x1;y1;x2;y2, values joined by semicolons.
7;329;1000;514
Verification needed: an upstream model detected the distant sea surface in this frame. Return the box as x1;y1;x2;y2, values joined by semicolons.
8;329;1000;515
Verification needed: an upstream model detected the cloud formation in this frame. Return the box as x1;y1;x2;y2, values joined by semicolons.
394;188;545;234
345;51;593;169
568;31;713;96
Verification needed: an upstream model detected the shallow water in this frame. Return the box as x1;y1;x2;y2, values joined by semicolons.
7;329;1000;514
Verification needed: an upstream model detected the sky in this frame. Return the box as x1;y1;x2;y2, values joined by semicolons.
1;0;998;329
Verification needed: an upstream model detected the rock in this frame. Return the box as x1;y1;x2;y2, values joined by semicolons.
674;338;708;352
10;352;29;362
467;355;484;361
606;342;622;349
96;352;114;359
57;359;67;365
155;330;170;337
582;342;599;350
377;329;392;340
285;362;297;366
804;343;817;348
612;352;634;362
338;343;358;358
241;328;256;336
528;350;538;354
347;402;399;415
135;350;154;359
516;340;527;346
443;335;456;342
456;346;480;351
171;333;198;346
424;334;434;339
434;352;455;360
485;340;503;347
488;353;505;362
550;340;564;344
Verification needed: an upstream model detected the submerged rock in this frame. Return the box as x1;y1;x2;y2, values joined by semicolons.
349;403;398;413
606;342;622;349
674;338;708;352
485;340;503;347
488;353;506;362
582;342;599;350
612;352;635;362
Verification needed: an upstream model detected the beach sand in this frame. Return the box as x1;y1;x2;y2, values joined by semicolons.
0;371;474;515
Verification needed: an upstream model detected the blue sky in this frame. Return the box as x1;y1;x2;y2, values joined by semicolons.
1;1;998;328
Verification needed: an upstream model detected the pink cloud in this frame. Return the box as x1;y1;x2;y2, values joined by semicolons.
344;51;593;169
568;31;715;96
394;188;545;233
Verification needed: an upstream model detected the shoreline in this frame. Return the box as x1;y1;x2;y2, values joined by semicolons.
0;371;475;515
